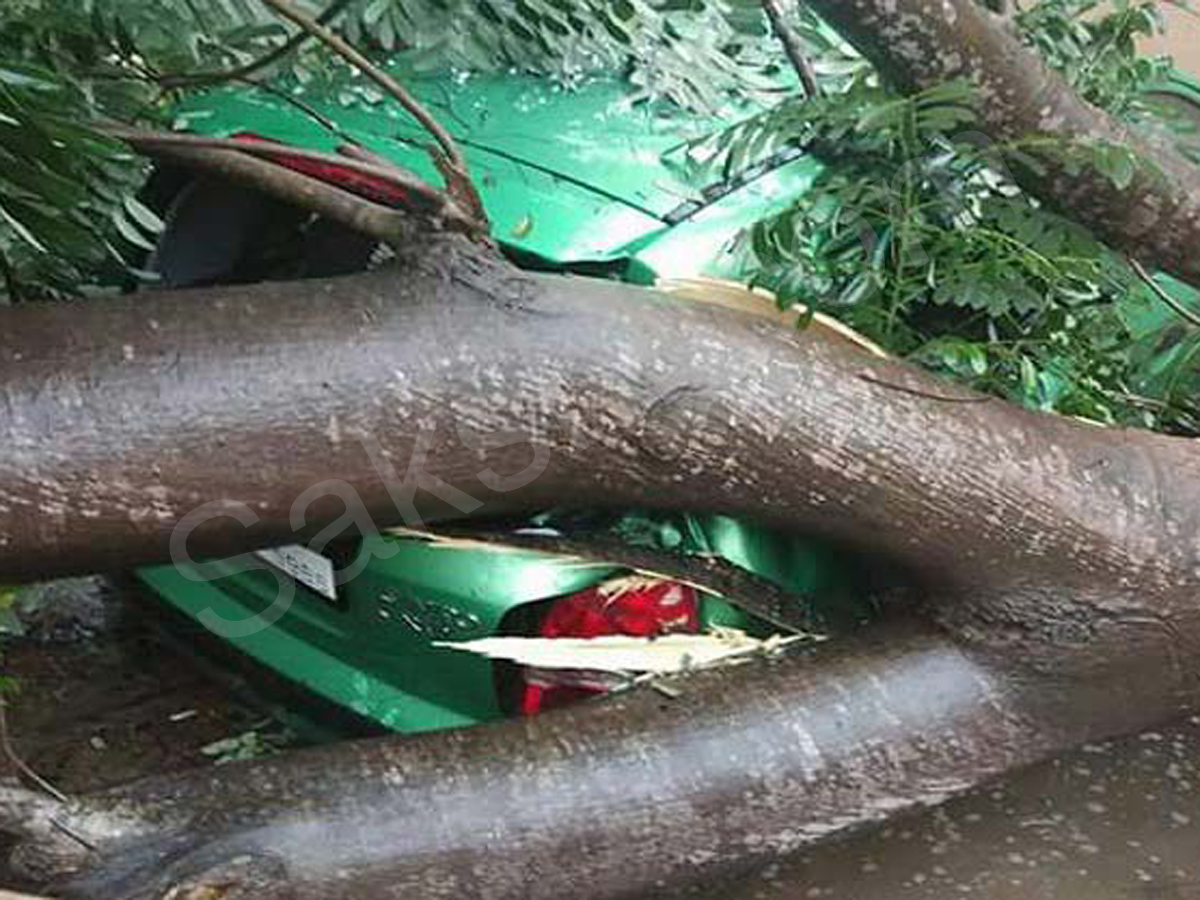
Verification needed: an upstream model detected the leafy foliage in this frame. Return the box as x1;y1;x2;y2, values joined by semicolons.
0;61;149;300
1015;0;1176;116
340;0;794;110
0;0;789;298
10;0;792;110
719;1;1200;434
3;0;296;95
0;0;263;299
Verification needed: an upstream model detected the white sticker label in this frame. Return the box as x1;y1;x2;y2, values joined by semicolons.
255;545;338;602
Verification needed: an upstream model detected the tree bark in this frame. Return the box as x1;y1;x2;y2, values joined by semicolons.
1;250;1198;897
802;0;1200;290
3;246;1195;594
3;624;1066;899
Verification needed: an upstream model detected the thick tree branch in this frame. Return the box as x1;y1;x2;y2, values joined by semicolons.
804;0;1200;289
110;128;423;195
109;130;491;243
122;141;414;244
1;257;1197;679
0;623;1083;897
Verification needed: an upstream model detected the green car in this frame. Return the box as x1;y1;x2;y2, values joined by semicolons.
134;61;1200;738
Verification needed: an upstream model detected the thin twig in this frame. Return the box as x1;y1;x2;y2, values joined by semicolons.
257;0;488;230
1114;391;1170;410
48;816;98;853
0;699;68;804
260;0;461;167
761;0;821;99
241;77;355;141
857;372;992;403
159;0;353;89
1128;256;1200;329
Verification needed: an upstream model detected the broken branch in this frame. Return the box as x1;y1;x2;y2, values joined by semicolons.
123;140;414;245
761;0;821;99
257;0;489;230
111;128;486;242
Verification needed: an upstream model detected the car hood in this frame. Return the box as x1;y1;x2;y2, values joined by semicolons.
400;68;740;220
175;65;768;222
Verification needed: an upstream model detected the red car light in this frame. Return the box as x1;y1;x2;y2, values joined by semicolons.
519;579;700;716
231;132;411;206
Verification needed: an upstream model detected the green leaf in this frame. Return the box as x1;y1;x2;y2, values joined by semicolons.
111;205;156;252
0;200;47;253
0;66;59;91
123;195;164;235
363;0;391;27
510;213;535;239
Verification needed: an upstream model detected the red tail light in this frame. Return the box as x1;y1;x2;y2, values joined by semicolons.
519;579;700;716
231;133;411;206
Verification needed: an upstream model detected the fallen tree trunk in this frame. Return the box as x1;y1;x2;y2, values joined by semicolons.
3;250;1195;597
1;250;1198;897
